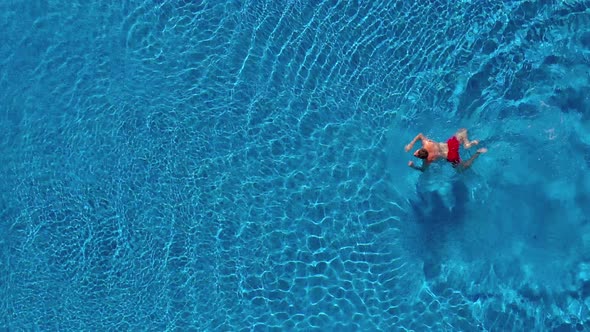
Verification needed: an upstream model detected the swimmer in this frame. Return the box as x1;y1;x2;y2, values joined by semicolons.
404;128;487;172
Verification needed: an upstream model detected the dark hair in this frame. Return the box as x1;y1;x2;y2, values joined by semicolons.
416;148;429;159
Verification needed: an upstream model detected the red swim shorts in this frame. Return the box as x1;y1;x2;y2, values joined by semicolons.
447;136;461;165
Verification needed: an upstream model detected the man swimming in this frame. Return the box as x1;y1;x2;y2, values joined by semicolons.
404;128;487;172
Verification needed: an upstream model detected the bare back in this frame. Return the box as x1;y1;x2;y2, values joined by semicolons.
421;139;448;162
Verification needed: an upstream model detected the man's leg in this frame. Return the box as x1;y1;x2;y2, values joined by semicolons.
459;148;487;170
455;128;478;149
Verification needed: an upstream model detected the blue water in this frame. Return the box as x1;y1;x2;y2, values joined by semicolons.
2;0;590;331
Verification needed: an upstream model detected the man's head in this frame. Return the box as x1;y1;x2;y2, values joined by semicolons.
414;148;429;159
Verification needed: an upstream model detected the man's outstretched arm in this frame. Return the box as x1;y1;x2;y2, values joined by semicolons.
405;133;425;152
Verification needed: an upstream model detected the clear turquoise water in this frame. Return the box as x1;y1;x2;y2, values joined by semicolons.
2;1;590;331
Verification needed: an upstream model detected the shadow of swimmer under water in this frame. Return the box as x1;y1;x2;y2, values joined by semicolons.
410;176;469;226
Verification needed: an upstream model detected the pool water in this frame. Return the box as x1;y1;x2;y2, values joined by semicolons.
2;0;590;331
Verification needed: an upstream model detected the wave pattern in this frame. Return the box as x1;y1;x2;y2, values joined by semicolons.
1;0;590;330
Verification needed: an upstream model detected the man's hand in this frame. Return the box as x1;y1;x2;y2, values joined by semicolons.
405;144;412;152
477;148;487;153
408;161;428;172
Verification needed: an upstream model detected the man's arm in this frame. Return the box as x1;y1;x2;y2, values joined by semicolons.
405;133;425;152
408;160;430;172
